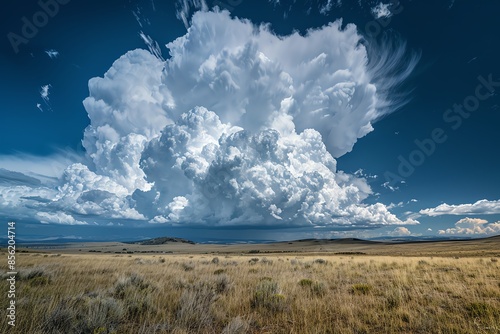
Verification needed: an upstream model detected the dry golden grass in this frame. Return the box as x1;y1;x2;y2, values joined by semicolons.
1;252;499;333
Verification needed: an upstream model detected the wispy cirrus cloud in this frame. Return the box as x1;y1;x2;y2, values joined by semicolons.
45;49;59;59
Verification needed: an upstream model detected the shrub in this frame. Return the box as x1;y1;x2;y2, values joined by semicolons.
251;280;287;312
176;282;217;330
221;316;250;334
311;282;327;297
44;295;124;334
212;257;220;264
467;302;497;318
299;279;313;287
299;279;326;296
214;268;226;275
126;299;151;319
314;259;327;265
386;289;403;309
19;267;48;280
43;300;74;333
213;274;231;294
351;283;373;295
86;296;125;331
181;262;195;271
113;274;151;299
29;276;50;286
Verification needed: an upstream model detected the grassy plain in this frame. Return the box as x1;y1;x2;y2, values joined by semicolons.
1;238;500;333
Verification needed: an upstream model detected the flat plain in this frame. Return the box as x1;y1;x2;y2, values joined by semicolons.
1;236;499;333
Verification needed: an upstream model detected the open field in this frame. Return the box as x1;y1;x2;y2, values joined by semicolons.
23;235;500;257
1;239;500;333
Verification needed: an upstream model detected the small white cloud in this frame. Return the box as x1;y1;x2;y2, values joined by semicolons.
150;215;169;224
421;199;500;216
382;181;398;192
40;84;52;111
45;49;59;59
387;201;404;209
438;217;500;236
390;226;411;236
427;228;432;231
371;2;392;19
320;0;342;15
354;169;377;179
40;84;50;100
403;218;419;225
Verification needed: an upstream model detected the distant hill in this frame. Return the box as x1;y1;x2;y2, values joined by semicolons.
126;236;196;245
291;238;378;244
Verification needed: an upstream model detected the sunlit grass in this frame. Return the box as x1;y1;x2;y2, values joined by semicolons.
1;252;499;333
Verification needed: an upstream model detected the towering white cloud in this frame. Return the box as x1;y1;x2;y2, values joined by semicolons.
162;10;414;157
0;9;418;228
140;107;413;227
82;49;170;194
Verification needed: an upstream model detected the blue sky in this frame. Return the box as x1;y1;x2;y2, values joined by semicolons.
0;0;499;242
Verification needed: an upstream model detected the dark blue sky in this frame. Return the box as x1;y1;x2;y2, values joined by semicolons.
1;0;499;242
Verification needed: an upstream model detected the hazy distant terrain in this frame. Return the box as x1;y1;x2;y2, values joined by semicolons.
20;235;500;258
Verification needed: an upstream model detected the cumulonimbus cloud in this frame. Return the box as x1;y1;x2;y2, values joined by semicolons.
0;9;418;228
